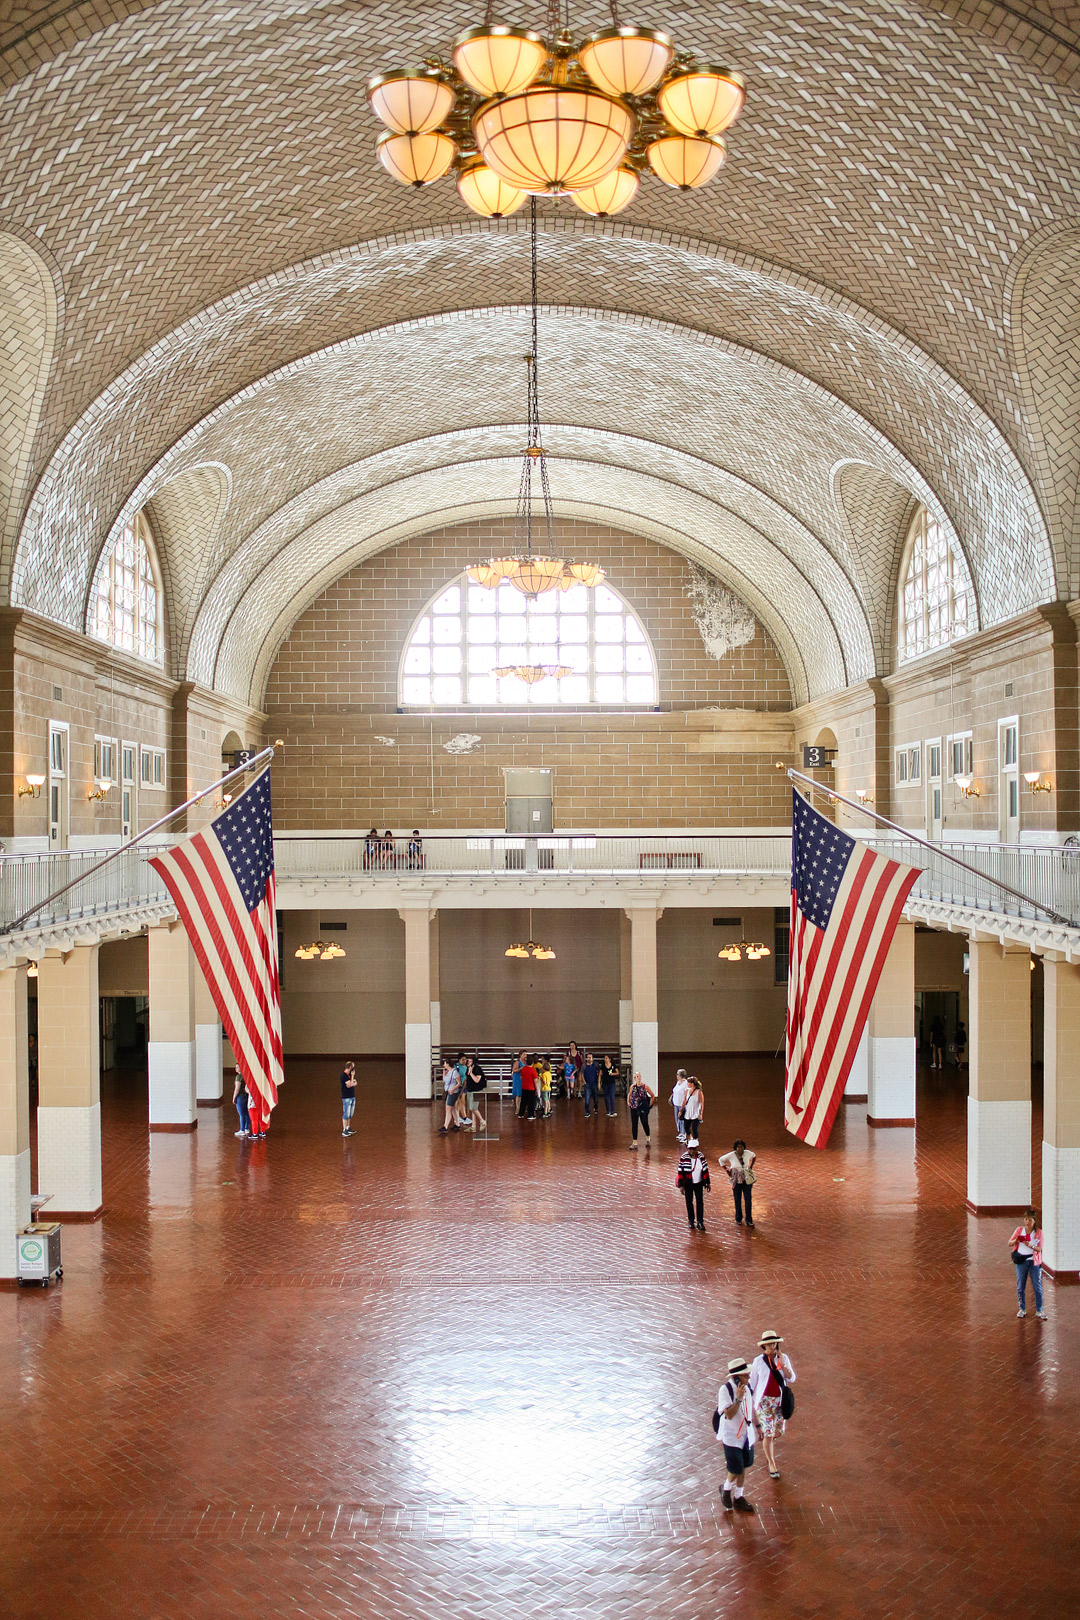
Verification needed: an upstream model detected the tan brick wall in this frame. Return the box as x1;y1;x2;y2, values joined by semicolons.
264;520;794;830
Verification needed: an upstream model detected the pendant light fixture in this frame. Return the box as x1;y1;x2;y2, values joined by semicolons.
368;4;747;217
294;914;347;962
465;199;604;603
505;908;556;960
717;939;771;963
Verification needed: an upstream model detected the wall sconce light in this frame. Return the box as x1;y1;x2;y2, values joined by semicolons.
1024;771;1052;794
213;793;233;811
954;775;981;798
18;774;46;799
27;963;39;979
87;777;112;802
855;788;875;804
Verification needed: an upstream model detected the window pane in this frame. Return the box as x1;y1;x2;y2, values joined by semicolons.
432;616;462;644
431;646;462;674
626;645;651;673
624;617;645;643
594;645;624;672
559;585;588;613
402;677;430;704
559;615;588;643
403;647;430;674
431;585;460;614
625;675;656;703
595;585;622;613
559;675;590;704
595;674;624;702
467;645;496;674
467;586;497;613
469;616;497;643
431;675;462;704
495;586;525;615
594;615;623;643
412;616;431;644
468;676;497;704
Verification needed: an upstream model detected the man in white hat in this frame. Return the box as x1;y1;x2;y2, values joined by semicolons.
716;1357;757;1513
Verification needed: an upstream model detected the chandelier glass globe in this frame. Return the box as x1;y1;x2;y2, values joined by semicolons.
368;70;455;135
474;86;635;193
452;25;548;97
457;156;529;217
577;26;674;96
657;66;745;137
377;129;457;187
647;132;726;190
570;164;639;217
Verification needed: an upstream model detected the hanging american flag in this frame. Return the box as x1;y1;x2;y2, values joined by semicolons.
150;771;283;1132
786;790;920;1149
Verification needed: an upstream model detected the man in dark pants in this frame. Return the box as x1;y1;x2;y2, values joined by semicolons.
519;1054;539;1119
582;1052;600;1117
678;1143;710;1231
717;1358;757;1513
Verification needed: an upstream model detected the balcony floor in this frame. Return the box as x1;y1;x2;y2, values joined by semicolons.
1;1058;1077;1619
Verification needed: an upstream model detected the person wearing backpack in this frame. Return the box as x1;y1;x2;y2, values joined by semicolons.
716;1357;757;1513
676;1142;711;1230
750;1330;797;1480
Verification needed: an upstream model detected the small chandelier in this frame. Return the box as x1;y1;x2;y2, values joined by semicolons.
368;6;746;215
465;200;604;599
294;917;347;962
505;908;556;960
718;940;771;963
494;662;573;684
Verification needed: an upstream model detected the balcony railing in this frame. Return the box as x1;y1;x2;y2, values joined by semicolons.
3;832;1079;938
273;832;791;880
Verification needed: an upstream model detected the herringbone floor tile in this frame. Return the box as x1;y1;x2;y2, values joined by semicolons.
1;1057;1076;1618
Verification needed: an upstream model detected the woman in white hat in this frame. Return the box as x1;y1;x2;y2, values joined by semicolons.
750;1330;796;1480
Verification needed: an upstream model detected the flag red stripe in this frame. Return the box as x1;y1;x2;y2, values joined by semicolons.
188;839;279;1053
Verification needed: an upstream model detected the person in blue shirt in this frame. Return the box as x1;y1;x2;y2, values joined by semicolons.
511;1051;523;1117
583;1052;600;1118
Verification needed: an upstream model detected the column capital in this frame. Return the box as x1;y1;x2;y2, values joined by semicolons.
398;904;437;923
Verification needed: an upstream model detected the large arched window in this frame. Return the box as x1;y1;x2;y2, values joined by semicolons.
400;573;658;707
93;511;162;663
898;507;971;663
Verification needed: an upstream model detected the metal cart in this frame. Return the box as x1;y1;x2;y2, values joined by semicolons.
17;1194;62;1287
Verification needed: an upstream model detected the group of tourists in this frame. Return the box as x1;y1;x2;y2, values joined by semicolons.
438;1054;488;1133
715;1331;798;1513
362;828;424;870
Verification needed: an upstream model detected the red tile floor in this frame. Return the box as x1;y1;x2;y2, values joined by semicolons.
2;1057;1078;1620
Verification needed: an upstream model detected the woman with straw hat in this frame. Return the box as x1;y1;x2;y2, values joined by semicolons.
750;1330;797;1480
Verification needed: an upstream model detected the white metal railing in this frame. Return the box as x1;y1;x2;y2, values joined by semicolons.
273;832;792;880
3;831;1079;939
0;846;171;934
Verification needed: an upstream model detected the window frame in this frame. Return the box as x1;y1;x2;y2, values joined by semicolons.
94;735;118;785
92;510;164;665
897;506;972;665
140;745;166;789
947;731;973;783
397;570;660;710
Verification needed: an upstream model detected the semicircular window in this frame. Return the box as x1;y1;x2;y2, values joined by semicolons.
898;507;972;663
92;511;163;664
399;573;658;708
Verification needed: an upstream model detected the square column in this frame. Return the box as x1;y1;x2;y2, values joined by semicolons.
966;939;1031;1214
868;920;915;1125
618;912;632;1052
147;924;196;1131
845;1024;869;1102
194;962;223;1106
401;908;434;1104
1042;960;1080;1282
627;907;660;1092
37;945;102;1217
0;966;32;1275
429;910;441;1054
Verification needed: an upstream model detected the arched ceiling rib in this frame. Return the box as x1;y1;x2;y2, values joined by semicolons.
207;459;853;708
12;298;1044;680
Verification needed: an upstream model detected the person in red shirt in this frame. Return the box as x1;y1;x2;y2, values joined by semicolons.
519;1053;539;1120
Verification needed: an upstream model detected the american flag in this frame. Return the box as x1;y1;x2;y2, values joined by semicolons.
786;791;919;1149
150;772;283;1132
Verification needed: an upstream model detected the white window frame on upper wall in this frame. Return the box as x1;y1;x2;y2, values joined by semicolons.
897;506;973;665
926;736;942;839
94;735;118;785
947;731;973;783
397;571;660;710
998;716;1020;844
894;747;908;786
48;719;69;849
91;509;164;665
140;745;166;789
121;741;137;839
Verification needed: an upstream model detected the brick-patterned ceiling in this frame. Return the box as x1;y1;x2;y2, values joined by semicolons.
1;0;1078;702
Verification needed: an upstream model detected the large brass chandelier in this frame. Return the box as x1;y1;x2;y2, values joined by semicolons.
369;4;746;216
466;198;603;616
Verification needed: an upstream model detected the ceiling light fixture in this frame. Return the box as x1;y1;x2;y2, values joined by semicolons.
494;662;574;685
718;940;772;963
369;5;746;216
294;915;348;962
465;199;604;600
505;907;556;961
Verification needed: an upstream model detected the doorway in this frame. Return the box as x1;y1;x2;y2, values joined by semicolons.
926;738;942;839
998;718;1019;844
504;769;553;834
48;720;69;849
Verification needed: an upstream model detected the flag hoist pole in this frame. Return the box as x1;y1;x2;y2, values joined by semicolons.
786;766;1072;927
0;743;279;937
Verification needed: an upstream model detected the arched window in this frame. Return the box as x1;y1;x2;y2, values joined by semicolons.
898;507;971;663
93;511;162;662
400;574;658;708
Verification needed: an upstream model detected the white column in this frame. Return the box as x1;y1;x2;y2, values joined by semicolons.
401;908;434;1103
429;910;441;1054
194;962;223;1105
867;920;916;1125
0;966;32;1275
1042;960;1080;1281
147;924;197;1130
844;1024;869;1101
966;938;1031;1213
618;912;632;1053
37;945;103;1217
628;907;660;1092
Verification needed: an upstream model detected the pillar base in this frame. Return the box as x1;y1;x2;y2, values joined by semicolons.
964;1201;1028;1216
868;1117;915;1127
868;1036;916;1123
967;1097;1031;1211
37;1103;102;1215
1042;1141;1080;1279
0;1150;32;1279
149;1122;198;1133
195;1022;224;1104
845;1026;869;1100
50;1206;104;1221
631;1021;658;1091
197;1098;224;1107
405;1022;433;1102
1042;1266;1080;1284
844;1095;868;1103
148;1039;197;1127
